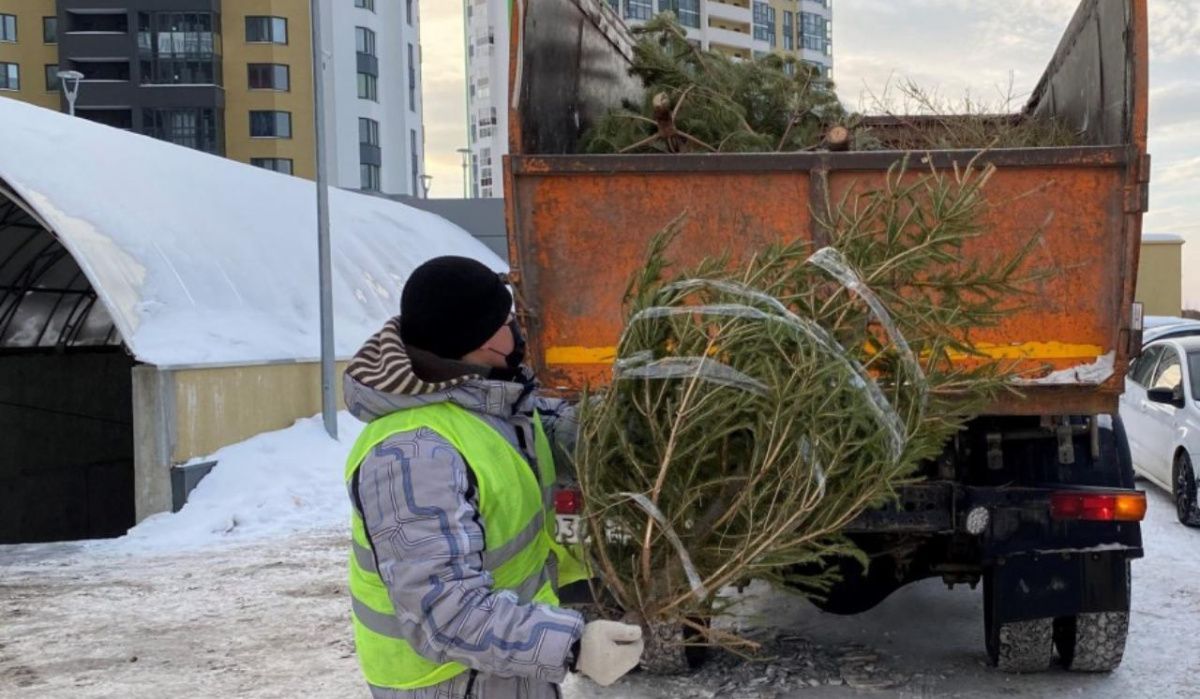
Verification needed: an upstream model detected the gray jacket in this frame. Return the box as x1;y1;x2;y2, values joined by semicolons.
344;339;584;699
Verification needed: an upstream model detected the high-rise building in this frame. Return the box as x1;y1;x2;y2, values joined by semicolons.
0;0;426;196
463;0;832;198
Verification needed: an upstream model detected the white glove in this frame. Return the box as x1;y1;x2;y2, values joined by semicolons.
575;620;644;687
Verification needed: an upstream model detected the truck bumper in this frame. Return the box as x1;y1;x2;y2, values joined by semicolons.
844;482;1144;559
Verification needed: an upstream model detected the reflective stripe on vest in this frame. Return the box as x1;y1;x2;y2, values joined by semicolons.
344;402;561;691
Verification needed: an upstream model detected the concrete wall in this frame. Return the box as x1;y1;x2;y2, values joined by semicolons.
0;350;134;542
1137;239;1183;317
133;359;347;520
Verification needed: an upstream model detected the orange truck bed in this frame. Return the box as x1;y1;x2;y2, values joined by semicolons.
504;0;1149;416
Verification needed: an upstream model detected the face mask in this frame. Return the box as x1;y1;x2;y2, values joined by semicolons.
486;318;527;374
504;319;527;371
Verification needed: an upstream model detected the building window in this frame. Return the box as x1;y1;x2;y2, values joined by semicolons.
65;11;127;33
0;63;18;90
70;59;130;81
43;17;57;44
138;12;220;85
800;12;830;54
782;11;794;51
357;72;377;101
250;110;291;138
355;27;376;56
251;158;294;174
753;3;776;47
45;65;60;91
246;16;287;44
407;0;414;26
624;0;653;21
79;108;132;129
408;44;417;111
0;14;16;42
355;0;375;11
410;130;419;196
248;63;289;90
359;117;380;147
361;164;381;191
657;1;699;28
143;107;220;153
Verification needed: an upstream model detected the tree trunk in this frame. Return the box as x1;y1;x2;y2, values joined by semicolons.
635;618;692;675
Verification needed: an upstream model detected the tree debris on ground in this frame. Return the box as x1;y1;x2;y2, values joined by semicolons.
572;158;1044;671
583;13;1080;154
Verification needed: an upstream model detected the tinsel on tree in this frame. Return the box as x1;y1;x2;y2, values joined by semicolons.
571;159;1043;671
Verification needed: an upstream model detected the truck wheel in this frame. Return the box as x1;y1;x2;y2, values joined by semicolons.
984;573;1053;672
1173;452;1200;527
1054;612;1129;672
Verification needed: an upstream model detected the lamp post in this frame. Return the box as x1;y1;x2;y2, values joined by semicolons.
455;147;470;198
310;0;337;439
420;174;433;199
57;70;84;116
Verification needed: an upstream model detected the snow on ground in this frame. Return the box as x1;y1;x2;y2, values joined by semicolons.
2;417;1198;698
113;412;363;553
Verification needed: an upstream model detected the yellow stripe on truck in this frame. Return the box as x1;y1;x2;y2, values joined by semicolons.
545;346;619;364
545;341;1106;365
945;342;1106;360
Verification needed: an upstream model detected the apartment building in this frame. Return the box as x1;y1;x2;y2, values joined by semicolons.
464;0;832;198
0;0;426;196
615;0;832;67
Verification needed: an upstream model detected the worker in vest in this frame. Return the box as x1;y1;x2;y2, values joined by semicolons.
343;256;644;698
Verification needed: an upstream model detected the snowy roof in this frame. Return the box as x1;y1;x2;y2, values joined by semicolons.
0;99;505;367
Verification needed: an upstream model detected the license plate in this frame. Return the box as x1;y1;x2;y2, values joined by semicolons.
555;514;581;544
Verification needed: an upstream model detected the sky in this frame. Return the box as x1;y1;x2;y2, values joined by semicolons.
418;0;1200;307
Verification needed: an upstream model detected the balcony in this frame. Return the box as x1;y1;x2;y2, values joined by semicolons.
706;26;754;52
801;0;833;18
707;0;752;25
800;47;832;65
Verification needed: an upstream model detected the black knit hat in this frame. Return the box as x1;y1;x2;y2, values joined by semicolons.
400;256;512;359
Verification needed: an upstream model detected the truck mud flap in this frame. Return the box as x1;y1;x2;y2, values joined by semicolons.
987;551;1130;625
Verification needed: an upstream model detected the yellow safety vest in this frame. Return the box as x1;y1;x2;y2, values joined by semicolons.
345;402;586;691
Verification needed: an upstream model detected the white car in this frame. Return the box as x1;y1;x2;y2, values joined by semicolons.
1142;315;1200;343
1120;335;1200;525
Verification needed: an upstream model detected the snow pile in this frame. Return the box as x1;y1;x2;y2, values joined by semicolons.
111;412;364;552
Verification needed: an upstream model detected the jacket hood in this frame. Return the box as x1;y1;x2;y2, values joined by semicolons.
344;316;536;423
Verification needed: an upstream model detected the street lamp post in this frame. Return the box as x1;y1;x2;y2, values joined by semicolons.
420;175;433;199
57;70;84;116
453;147;468;198
310;0;337;439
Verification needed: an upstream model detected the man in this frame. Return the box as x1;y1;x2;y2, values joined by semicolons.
343;256;644;698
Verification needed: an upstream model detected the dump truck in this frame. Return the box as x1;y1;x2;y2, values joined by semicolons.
504;0;1150;672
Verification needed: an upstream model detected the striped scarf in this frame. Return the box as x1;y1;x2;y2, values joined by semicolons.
345;317;482;396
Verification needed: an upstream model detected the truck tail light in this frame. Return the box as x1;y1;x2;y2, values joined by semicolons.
1049;491;1146;522
555;487;582;515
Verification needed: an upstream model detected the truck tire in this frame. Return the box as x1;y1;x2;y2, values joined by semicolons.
1173;452;1200;527
987;617;1054;672
984;573;1053;672
1054;612;1129;672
